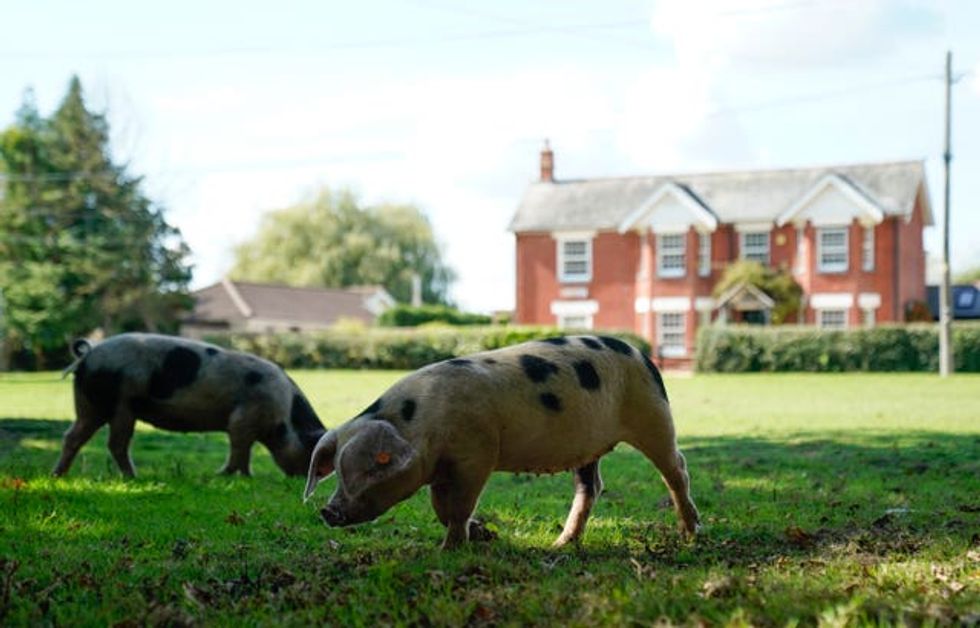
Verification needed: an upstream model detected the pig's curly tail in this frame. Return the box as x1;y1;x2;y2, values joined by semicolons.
62;339;93;379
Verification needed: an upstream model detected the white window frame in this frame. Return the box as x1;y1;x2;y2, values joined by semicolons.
557;314;592;330
817;308;848;329
697;232;711;277
657;311;687;357
861;226;875;272
862;308;876;328
794;226;806;276
557;236;592;283
818;227;849;273
657;233;686;278
740;231;770;265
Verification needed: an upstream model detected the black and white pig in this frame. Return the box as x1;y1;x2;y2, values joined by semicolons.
54;333;326;478
303;335;700;549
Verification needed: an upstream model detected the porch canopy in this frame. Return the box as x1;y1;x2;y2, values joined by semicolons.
715;281;776;324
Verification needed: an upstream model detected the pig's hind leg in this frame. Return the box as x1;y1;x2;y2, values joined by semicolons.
553;460;604;547
107;411;138;477
52;395;107;476
627;415;700;536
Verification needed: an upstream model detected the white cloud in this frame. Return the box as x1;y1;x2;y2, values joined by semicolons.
651;0;928;70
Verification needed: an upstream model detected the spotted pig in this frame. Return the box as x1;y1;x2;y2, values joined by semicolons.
54;333;326;478
303;335;700;549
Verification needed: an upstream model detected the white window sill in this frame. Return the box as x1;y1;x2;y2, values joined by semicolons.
659;346;688;358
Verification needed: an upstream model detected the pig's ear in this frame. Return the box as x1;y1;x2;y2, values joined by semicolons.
303;431;338;502
338;421;418;491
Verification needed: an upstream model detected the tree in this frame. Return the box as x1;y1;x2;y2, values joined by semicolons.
0;77;192;365
954;265;980;285
713;260;803;324
230;187;455;304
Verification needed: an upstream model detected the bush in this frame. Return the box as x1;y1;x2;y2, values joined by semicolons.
204;326;651;370
696;323;980;372
377;304;492;327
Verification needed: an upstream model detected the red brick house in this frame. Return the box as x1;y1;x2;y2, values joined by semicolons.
510;144;932;365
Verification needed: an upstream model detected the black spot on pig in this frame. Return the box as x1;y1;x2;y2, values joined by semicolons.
290;393;325;448
129;396;152;416
358;398;382;417
574;461;601;497
269;422;290;447
573;360;601;391
401;399;417;422
244;370;263;386
520;354;560;383
539;392;563;412
540;337;568;345
205;347;219;356
482;358;497;364
580;337;603;351
77;367;122;419
447;359;472;367
148;347;201;399
599;336;633;355
640;352;669;402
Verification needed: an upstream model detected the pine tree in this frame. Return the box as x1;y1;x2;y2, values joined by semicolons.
0;77;192;366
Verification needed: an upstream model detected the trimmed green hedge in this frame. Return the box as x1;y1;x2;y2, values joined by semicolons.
203;326;650;370
695;323;980;372
376;304;492;327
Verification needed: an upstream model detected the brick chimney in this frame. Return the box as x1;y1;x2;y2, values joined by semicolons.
539;139;554;182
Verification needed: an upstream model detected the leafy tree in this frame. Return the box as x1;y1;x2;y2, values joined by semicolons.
230;187;455;304
712;260;803;324
954;265;980;285
0;77;191;365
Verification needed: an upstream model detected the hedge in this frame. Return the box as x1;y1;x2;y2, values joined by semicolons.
695;323;980;372
376;304;492;327
203;326;651;370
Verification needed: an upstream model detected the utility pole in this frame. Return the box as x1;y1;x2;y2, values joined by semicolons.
939;50;954;377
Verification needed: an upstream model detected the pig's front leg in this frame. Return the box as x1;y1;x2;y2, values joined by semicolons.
430;458;493;550
219;406;259;476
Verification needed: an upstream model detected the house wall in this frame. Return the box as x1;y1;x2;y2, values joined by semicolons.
514;231;639;330
897;195;927;315
514;206;927;361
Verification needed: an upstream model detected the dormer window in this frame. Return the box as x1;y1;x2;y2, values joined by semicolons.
557;236;592;283
657;233;686;278
818;227;849;273
740;231;770;264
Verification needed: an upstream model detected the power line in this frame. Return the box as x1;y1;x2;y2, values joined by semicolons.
0;71;956;184
0;19;652;60
705;73;942;117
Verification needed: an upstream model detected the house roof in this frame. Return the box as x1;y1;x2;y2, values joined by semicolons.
510;160;930;233
187;279;394;326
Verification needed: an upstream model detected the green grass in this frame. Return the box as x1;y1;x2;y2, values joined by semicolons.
1;371;978;626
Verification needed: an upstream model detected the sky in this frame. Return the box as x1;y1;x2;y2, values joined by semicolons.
2;0;979;312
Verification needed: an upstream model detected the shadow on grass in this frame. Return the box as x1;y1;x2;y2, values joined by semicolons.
1;418;978;559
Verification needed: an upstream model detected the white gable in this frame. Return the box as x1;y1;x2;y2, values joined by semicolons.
618;183;718;234
778;174;884;227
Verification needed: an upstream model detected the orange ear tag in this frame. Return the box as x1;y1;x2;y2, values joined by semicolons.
375;451;391;465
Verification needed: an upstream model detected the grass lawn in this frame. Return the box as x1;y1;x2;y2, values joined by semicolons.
0;371;978;626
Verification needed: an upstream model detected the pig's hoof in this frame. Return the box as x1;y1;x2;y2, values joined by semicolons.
467;519;497;543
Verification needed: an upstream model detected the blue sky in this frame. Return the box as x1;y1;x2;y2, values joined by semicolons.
2;0;978;311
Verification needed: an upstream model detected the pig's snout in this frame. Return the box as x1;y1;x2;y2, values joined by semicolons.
320;505;347;527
